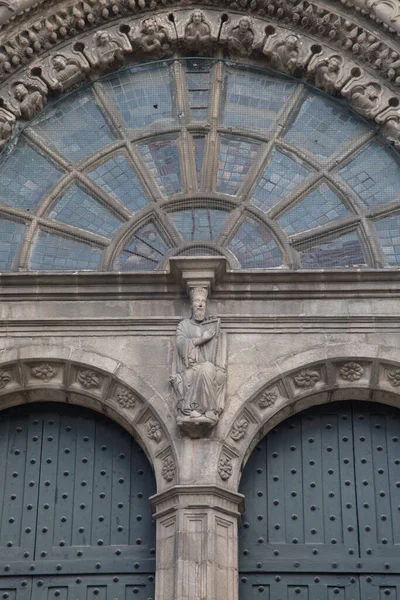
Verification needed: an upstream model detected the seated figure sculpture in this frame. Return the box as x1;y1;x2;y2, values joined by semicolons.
170;286;227;438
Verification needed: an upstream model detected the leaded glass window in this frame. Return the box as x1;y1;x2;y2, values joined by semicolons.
1;58;400;272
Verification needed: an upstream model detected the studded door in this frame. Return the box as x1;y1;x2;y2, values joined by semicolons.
239;401;400;599
0;403;156;599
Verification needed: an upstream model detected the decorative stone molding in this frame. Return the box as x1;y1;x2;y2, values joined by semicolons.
292;367;321;389
0;7;400;149
151;485;244;600
340;0;400;35
0;350;176;490
257;387;278;409
339;361;365;381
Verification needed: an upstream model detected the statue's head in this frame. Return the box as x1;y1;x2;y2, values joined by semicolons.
190;287;208;322
286;35;299;50
192;10;204;24
238;17;251;32
14;83;28;100
52;55;67;71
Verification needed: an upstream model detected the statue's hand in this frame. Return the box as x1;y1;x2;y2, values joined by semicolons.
202;328;216;342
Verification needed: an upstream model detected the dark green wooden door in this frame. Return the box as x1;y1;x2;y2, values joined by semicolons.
239;401;400;600
0;403;156;599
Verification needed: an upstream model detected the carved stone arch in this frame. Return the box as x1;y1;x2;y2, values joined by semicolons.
218;342;400;492
1;5;400;149
0;344;178;490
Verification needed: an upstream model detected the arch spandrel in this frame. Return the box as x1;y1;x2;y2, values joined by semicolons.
0;345;178;491
216;343;400;492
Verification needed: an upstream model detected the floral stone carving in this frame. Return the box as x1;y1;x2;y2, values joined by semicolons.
77;369;101;390
230;417;249;442
161;456;175;482
31;363;58;382
258;388;278;409
293;369;321;389
0;370;11;389
387;367;400;387
115;387;136;409
170;286;227;438
218;456;233;481
146;418;162;442
339;362;364;381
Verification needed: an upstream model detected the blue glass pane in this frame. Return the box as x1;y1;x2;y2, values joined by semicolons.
227;218;282;268
117;222;169;271
88;154;148;213
277;183;350;235
217;136;260;196
29;88;115;163
48;183;123;238
0;217;25;271
339;141;400;208
298;231;367;267
250;150;311;212
193;135;206;187
0;138;63;212
138;138;182;196
186;60;211;121
169;208;229;241
104;65;176;130
374;214;400;266
222;67;296;132
284;93;370;158
30;230;102;270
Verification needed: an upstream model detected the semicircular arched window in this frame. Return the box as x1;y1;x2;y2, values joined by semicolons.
1;58;400;272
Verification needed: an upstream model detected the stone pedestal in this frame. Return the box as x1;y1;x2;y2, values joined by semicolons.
151;485;244;600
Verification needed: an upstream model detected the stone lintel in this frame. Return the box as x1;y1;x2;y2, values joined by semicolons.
169;257;227;297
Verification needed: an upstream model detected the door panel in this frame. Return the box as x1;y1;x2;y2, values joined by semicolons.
240;574;360;600
30;575;155;600
0;402;156;593
360;575;400;600
0;578;32;600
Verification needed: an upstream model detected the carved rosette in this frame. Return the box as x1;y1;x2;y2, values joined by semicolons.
0;370;12;389
258;388;278;409
292;368;321;389
387;367;400;387
218;456;233;481
115;387;136;409
339;362;365;381
31;363;58;382
77;369;101;390
161;456;175;482
146;418;162;442
230;417;249;442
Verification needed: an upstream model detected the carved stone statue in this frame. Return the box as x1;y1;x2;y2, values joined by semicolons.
184;10;211;52
348;82;382;118
133;17;172;56
11;81;46;120
266;34;301;74
227;17;255;56
313;55;343;94
170;286;227;438
45;54;88;92
85;30;126;69
0;108;15;150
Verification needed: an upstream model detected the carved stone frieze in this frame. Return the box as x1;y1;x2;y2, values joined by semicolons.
386;366;400;387
218;455;233;481
115;386;136;408
257;387;278;409
0;8;399;151
77;368;101;389
340;0;400;35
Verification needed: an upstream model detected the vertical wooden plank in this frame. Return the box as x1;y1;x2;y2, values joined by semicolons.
284;416;304;547
110;423;131;548
303;412;324;546
321;409;344;547
92;419;114;548
71;416;95;548
128;443;157;552
267;426;286;546
371;409;393;550
387;411;400;545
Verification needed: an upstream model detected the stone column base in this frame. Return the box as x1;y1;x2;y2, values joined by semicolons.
151;485;244;600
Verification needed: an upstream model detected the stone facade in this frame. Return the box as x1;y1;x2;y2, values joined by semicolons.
0;1;400;599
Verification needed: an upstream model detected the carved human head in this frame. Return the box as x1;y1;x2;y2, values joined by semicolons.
14;83;28;100
328;56;341;72
365;82;381;100
52;55;67;71
143;18;157;34
192;10;204;24
190;287;208;322
238;17;251;32
286;35;299;50
95;31;110;46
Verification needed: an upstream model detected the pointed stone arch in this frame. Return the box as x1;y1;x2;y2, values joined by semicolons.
0;344;177;490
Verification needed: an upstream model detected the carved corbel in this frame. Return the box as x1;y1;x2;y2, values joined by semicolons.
220;14;263;57
175;9;217;54
342;74;398;119
1;74;48;120
0;106;15;150
308;50;362;94
80;25;131;70
263;30;318;75
127;14;176;57
31;49;90;93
